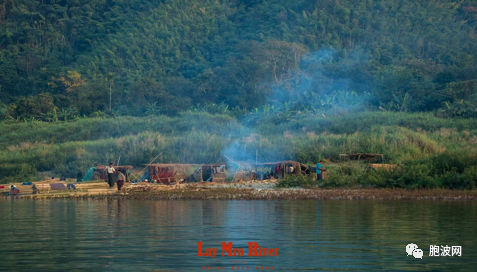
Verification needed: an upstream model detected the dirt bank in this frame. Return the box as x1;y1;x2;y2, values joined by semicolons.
9;182;477;200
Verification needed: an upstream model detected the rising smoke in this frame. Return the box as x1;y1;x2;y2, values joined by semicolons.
222;48;373;165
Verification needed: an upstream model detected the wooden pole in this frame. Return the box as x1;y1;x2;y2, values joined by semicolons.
223;155;235;164
255;150;258;173
129;152;162;181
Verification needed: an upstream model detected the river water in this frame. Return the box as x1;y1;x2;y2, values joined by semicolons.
0;199;475;271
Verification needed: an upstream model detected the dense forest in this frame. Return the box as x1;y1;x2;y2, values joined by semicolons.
0;0;476;120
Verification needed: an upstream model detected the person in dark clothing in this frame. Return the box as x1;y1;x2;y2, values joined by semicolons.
107;163;115;188
116;170;126;191
76;170;83;183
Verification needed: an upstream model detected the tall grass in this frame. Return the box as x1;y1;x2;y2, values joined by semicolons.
0;111;476;188
0;112;237;149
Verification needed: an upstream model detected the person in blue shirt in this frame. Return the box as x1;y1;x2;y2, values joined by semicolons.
316;160;326;181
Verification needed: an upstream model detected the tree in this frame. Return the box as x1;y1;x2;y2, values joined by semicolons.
49;71;86;93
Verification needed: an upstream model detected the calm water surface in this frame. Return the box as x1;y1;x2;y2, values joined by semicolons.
0;199;475;271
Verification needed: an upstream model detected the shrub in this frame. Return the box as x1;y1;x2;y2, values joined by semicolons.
276;175;317;188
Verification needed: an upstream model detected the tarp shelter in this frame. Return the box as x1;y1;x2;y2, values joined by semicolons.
82;165;133;182
134;169;152;183
192;164;226;182
146;164;189;185
141;163;227;184
233;160;310;181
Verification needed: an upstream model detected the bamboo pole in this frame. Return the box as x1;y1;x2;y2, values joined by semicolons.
223;155;235;164
129;152;162;182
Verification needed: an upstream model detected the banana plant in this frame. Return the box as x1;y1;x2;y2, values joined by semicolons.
392;93;411;112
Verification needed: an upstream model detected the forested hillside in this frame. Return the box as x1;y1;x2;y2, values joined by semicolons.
1;0;476;119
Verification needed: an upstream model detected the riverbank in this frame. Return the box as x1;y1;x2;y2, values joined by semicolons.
8;183;477;200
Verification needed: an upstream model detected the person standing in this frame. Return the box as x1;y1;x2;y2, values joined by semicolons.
316;160;326;181
116;170;126;191
76;169;83;183
107;163;115;188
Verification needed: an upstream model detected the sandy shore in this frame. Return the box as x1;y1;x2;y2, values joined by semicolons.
7;181;477;200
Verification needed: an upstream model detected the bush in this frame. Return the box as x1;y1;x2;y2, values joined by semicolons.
0;163;42;184
321;164;363;187
276;175;317;188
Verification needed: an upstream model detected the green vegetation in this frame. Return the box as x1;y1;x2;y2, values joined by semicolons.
277;175;317;189
1;0;476;118
1;111;476;189
0;1;476;188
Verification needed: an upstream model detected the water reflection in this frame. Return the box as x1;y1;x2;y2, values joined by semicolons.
0;198;475;271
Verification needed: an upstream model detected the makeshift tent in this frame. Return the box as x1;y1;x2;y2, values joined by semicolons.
82;167;95;181
140;164;227;185
133;170;151;183
82;165;133;182
192;164;226;182
145;164;194;185
232;160;310;181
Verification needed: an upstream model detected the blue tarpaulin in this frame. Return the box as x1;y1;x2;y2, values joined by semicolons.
133;170;151;183
82;167;95;182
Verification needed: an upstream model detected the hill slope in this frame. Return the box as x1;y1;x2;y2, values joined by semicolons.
0;0;476;118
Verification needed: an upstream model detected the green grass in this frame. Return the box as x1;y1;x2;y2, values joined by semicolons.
0;112;236;149
1;111;476;188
